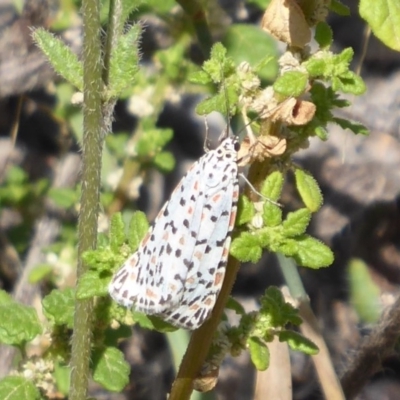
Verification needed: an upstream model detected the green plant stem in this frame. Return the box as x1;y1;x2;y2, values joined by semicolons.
176;0;213;58
69;0;103;399
169;256;240;399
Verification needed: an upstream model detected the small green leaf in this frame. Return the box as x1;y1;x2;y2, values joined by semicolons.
282;208;311;237
348;258;381;323
260;171;284;201
292;235;334;268
330;0;350;15
0;302;42;345
110;213;125;253
188;70;213;85
294;169;323;212
248;336;270;371
279;330;319;355
153;151;175;172
332;71;366;95
0;376;41;400
54;362;70;396
128;211;149;251
236;195;255;226
109;24;141;97
360;0;400;51
76;270;109;300
92;347;130;392
48;187;78;209
333;117;369;135
315;22;333;48
230;232;262;263
273;71;308;97
42;288;75;328
273;238;298;257
226;297;245;315
33;28;83;91
29;264;53;283
262;202;282;227
136;128;173;158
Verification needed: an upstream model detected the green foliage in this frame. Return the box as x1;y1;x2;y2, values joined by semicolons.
33;28;83;91
360;0;400;51
42;288;75;329
0;291;42;346
231;173;333;269
0;376;41;400
92;347;130;392
273;71;308;97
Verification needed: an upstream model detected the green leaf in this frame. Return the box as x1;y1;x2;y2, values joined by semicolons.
236;195;255;226
0;376;41;400
136;128;173;158
348;258;381;323
223;24;278;81
196;89;238;116
273;71;308;97
314;22;333;48
333;117;369;135
92;347;130;392
0;302;42;345
273;238;298;257
110;213;125;253
332;71;366;95
153;151;175;172
279;330;319;355
360;0;400;51
230;232;262;263
262;202;282;227
29;264;53;283
282;208;311;237
48;187;78;209
248;336;270;371
109;24;141;97
128;211;149;251
42;288;75;328
294;169;323;212
54;362;70;396
260;171;284;201
292;235;334;268
201;43;235;83
226;297;245;315
330;0;350;15
76;270;109;300
33;28;83;91
189;70;213;85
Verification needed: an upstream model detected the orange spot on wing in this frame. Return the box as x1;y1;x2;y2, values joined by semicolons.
189;303;200;311
222;246;229;258
194;251;203;261
204;297;213;306
229;210;237;229
194;180;199;191
141;232;151;246
146;289;158;299
179;236;185;245
212;193;221;203
214;272;224;286
162;231;169;241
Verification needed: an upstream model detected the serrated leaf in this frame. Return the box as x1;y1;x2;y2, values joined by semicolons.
0;302;42;345
42;288;75;328
248;336;270;371
332;71;366;95
128;211;149;251
110;213;125;253
315;22;333;48
260;171;284;201
282;208;311;237
188;70;213;85
292;235;334;268
109;24;141;97
273;71;308;97
33;28;83;90
333;117;369;135
48;187;78;209
294;169;323;212
230;232;262;263
92;347;130;392
273;238;298;257
360;0;400;51
262;202;282;227
76;270;109;300
153;151;175;172
236;195;255;226
0;376;41;400
279;330;319;355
